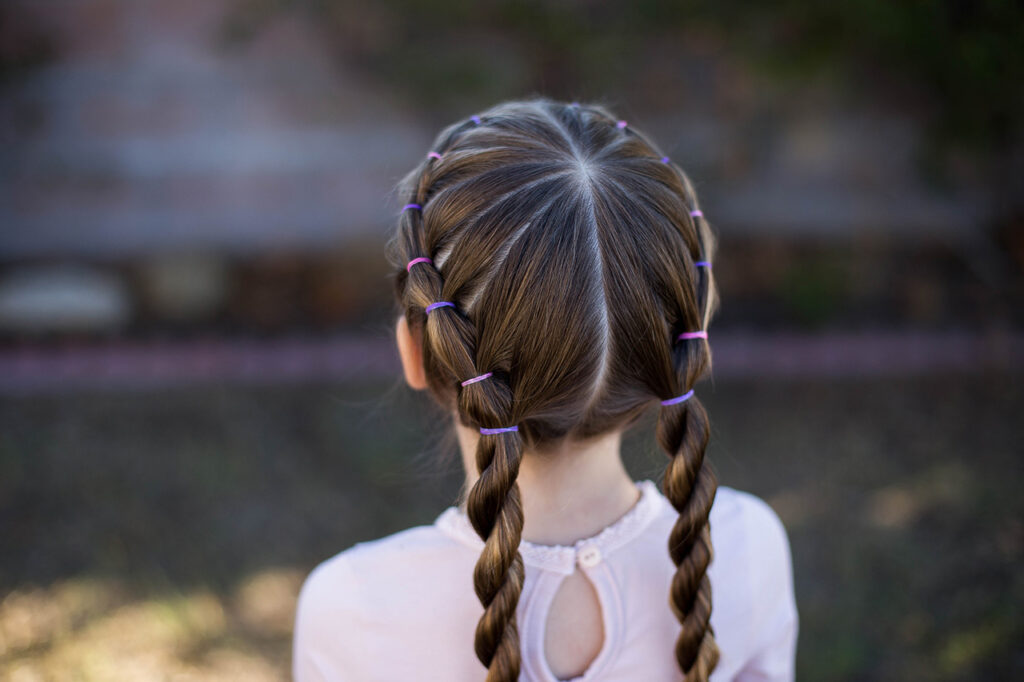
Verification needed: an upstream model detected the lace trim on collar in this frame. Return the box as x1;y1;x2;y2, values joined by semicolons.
435;479;664;575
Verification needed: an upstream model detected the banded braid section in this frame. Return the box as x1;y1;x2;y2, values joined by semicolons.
659;170;720;681
587;107;721;681
395;123;527;682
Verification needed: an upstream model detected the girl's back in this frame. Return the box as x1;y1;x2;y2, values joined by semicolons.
294;482;796;681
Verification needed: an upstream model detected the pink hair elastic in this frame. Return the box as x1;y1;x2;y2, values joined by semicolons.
694;260;711;269
461;372;493;387
479;425;518;435
406;257;432;272
425;301;455;313
678;331;708;340
403;203;421;211
690;209;703;218
661;389;694;407
616;120;628;129
428;152;443;160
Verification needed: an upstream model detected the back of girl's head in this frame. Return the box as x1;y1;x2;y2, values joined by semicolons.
388;97;720;682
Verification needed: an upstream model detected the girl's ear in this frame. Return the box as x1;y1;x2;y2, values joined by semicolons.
396;314;428;390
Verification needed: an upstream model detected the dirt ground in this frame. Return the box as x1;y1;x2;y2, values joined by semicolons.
1;373;1021;681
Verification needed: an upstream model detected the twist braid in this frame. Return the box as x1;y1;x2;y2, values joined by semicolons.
466;424;524;681
658;392;719;680
397;132;526;682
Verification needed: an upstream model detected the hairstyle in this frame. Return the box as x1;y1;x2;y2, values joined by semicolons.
387;97;720;682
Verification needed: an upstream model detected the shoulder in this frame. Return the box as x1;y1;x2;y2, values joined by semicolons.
648;484;793;578
711;486;793;569
707;487;799;680
296;521;474;620
626;483;798;680
293;520;481;682
317;521;465;575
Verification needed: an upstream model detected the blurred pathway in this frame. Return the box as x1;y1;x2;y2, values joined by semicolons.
0;330;1019;393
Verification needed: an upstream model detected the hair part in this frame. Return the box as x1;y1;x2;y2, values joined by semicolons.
388;97;720;681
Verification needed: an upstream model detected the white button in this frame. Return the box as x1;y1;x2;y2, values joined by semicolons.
577;544;602;568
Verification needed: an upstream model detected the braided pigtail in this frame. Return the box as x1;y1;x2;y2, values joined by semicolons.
397;136;526;682
656;176;720;681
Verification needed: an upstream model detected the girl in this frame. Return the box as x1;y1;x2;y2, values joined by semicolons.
293;98;798;682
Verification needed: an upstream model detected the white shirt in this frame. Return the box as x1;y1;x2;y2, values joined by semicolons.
293;480;798;681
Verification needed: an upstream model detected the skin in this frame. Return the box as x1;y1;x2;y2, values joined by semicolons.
396;315;640;678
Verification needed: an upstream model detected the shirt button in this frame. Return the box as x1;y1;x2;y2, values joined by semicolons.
577;544;602;568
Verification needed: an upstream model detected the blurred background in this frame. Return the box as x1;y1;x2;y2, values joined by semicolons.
1;1;1022;680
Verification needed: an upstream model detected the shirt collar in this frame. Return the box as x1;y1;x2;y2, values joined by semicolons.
434;479;664;575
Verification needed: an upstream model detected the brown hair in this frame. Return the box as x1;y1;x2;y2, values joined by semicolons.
388;98;720;682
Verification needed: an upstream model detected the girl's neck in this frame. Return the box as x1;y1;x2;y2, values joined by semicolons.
454;421;640;546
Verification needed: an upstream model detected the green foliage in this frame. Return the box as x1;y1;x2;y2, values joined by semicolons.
687;0;1024;151
223;0;1023;158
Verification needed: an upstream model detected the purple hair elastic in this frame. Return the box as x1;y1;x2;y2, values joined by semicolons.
479;425;518;435
461;372;493;387
616;120;628;129
403;203;421;212
661;156;670;163
690;209;704;218
406;257;432;272
678;331;708;340
471;115;481;125
570;102;580;108
694;260;712;269
425;301;455;313
428;152;443;160
661;389;694;407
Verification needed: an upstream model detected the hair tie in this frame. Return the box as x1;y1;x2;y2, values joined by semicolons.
403;203;421;212
479;425;518;435
570;102;580;108
690;209;703;218
661;156;670;163
406;257;432;272
461;372;493;387
660;389;694;407
428;152;443;160
678;331;708;340
425;301;455;313
471;115;481;125
694;260;712;269
616;120;628;129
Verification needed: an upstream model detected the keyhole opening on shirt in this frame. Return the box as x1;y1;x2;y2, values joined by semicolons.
543;568;605;680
